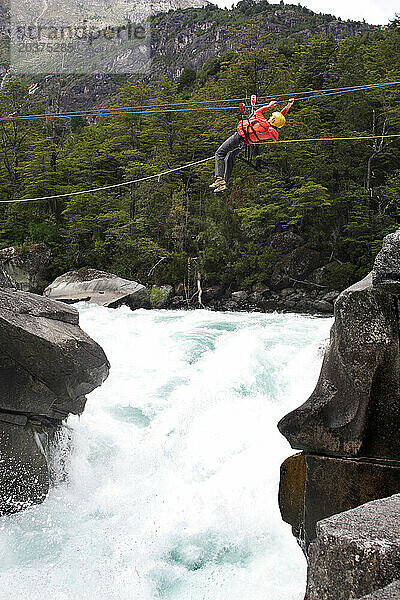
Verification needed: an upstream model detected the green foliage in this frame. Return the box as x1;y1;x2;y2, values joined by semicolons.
0;22;400;292
321;262;364;290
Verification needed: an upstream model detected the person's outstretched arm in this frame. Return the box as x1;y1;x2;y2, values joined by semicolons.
281;98;295;116
256;100;278;117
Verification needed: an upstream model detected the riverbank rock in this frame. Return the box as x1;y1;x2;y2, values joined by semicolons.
278;227;400;597
305;494;400;600
149;285;174;308
202;285;225;302
0;288;110;515
0;288;110;420
0;264;15;289
270;247;323;290
44;269;150;310
0;244;51;293
167;284;336;315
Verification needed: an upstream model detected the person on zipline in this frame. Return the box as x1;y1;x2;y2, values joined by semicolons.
210;98;295;193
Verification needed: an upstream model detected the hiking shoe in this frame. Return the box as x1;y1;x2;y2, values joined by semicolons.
209;177;224;189
213;181;227;193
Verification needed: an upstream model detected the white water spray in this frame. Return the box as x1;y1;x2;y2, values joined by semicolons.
0;307;332;600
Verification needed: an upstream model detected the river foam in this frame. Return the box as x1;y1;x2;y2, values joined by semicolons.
0;307;332;600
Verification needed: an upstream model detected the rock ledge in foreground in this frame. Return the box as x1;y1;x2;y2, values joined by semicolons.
305;494;400;600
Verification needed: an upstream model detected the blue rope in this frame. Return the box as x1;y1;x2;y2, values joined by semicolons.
1;81;399;123
18;81;398;118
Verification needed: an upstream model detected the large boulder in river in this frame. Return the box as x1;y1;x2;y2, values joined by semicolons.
0;288;110;420
0;244;51;293
44;268;150;310
0;288;110;515
278;272;400;460
278;227;400;559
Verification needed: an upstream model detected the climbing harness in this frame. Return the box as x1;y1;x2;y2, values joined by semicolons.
237;94;267;171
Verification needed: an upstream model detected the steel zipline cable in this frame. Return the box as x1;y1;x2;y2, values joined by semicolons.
2;134;400;205
0;80;399;123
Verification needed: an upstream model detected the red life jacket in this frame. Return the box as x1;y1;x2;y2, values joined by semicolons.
237;105;280;145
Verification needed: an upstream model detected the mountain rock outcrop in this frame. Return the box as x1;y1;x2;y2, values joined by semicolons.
1;1;376;111
150;2;376;79
0;287;110;515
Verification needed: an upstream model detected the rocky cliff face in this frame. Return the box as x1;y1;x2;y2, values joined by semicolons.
0;286;110;515
150;3;375;79
278;228;400;598
1;1;376;110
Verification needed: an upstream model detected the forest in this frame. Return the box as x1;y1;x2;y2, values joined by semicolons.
0;17;399;292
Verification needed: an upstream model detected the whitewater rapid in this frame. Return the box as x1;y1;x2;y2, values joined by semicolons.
0;306;332;600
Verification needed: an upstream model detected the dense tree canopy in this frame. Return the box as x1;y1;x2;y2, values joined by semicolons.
0;25;399;291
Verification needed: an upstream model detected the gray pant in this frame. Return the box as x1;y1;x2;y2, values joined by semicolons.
215;132;245;183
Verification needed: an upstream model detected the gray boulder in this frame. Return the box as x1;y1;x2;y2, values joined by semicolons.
231;290;248;303
358;581;400;599
202;285;225;302
0;288;110;515
0;288;109;420
0;244;51;293
278;273;400;459
372;229;400;294
322;290;340;303
305;494;400;600
308;300;333;313
44;269;150;310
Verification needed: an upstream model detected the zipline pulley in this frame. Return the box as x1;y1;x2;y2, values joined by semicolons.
250;94;257;115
